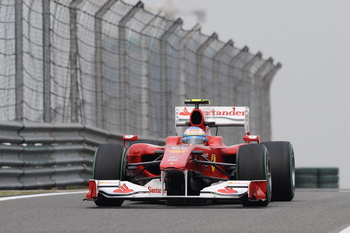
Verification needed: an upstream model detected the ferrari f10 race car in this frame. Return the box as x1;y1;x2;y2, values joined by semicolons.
85;99;295;207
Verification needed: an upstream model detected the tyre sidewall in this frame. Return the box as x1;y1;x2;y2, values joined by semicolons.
237;144;271;206
93;143;126;180
261;141;295;201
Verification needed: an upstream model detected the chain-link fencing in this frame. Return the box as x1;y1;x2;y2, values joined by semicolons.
0;0;281;144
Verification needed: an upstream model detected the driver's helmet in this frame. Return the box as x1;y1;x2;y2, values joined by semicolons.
181;127;208;145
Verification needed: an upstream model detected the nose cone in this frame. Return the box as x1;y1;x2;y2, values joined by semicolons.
160;145;194;170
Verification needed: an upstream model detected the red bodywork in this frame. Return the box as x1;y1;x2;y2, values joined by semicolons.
128;136;245;181
84;102;270;205
127;107;248;186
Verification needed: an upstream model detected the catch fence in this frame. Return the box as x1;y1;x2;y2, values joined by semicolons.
0;0;281;142
0;0;281;189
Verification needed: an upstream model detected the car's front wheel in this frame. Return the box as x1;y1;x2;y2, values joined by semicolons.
236;144;271;206
93;143;125;206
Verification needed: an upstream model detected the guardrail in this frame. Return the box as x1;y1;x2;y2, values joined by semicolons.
0;122;164;190
1;122;339;190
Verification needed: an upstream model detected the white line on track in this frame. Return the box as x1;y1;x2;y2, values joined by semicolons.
0;191;86;202
340;226;350;233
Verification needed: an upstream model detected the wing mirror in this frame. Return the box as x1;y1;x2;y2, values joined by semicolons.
123;135;138;147
243;134;260;143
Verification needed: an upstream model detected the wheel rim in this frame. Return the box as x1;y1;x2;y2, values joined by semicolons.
92;147;99;179
290;147;295;193
264;149;272;203
267;157;272;202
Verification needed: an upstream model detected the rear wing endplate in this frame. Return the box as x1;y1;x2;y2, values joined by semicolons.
175;106;250;134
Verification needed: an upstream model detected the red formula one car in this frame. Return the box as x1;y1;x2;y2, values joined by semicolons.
85;99;295;207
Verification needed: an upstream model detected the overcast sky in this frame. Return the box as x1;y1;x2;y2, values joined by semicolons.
126;0;350;188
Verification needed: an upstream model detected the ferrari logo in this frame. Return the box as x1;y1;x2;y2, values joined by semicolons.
211;154;216;172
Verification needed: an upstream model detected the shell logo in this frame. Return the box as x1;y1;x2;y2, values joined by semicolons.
113;184;133;194
179;108;190;116
217;187;238;194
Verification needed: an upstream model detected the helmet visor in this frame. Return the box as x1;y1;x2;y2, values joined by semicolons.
183;136;206;145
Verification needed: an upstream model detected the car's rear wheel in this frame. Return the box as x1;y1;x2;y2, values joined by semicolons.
236;144;271;206
261;141;295;201
93;143;125;206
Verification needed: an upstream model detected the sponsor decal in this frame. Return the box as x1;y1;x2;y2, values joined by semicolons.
113;184;133;194
179;108;191;116
217;186;238;194
202;108;244;117
124;135;135;139
169;150;185;153
184;128;205;136
168;156;178;162
148;186;162;193
99;181;119;185
178;107;245;117
228;181;250;186
211;154;216;172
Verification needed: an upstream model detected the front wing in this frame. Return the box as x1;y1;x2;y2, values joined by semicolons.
85;179;268;202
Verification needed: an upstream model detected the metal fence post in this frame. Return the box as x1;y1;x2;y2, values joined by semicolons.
213;39;233;104
229;46;249;105
262;62;282;140
255;57;273;138
243;52;262;133
160;18;183;137
140;12;160;136
69;0;83;123
196;33;218;97
15;0;24;122
179;24;200;101
42;0;51;123
95;0;118;129
243;51;262;107
118;1;143;133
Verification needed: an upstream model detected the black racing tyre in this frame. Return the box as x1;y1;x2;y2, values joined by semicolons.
295;167;318;176
295;174;318;184
261;141;295;201
237;144;271;207
318;183;339;189
318;175;339;184
295;174;317;188
296;182;318;188
94;193;124;207
93;143;126;207
318;167;339;175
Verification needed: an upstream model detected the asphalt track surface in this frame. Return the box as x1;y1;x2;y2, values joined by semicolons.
1;190;350;233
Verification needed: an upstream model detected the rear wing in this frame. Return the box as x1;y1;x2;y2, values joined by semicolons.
175;106;250;134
